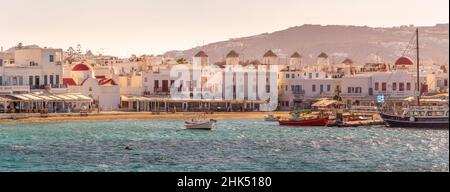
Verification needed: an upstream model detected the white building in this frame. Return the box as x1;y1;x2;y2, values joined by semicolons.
63;63;120;111
0;44;64;94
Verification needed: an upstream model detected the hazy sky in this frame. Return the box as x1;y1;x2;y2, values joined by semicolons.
1;0;448;57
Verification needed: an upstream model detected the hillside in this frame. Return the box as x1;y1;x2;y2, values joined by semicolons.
165;24;449;65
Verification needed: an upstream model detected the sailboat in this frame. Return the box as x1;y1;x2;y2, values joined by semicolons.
380;28;449;129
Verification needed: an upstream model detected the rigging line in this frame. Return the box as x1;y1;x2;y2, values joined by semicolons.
402;32;416;57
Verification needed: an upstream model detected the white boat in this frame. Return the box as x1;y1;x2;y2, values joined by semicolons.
264;114;280;122
184;119;217;130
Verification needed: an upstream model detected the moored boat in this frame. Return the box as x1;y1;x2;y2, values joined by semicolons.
279;111;329;126
380;106;449;129
184;119;217;130
279;117;329;126
379;28;449;129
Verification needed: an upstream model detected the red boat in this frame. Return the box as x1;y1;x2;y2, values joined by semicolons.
279;117;329;126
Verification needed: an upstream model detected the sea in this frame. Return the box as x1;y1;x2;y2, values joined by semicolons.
0;118;448;172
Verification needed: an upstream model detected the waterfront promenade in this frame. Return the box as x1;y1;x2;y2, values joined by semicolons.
0;111;290;123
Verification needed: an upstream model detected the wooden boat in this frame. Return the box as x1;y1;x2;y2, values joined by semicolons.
279;111;329;126
379;28;449;129
380;106;448;129
184;119;217;130
279;117;329;126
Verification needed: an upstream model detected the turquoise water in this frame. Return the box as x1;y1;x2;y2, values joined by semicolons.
0;119;448;172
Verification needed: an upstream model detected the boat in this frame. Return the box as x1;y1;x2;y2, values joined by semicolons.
380;106;448;129
279;111;329;126
264;114;280;122
379;28;449;129
184;119;217;130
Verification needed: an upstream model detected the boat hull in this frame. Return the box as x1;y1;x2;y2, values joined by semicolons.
380;113;449;129
184;121;214;130
279;118;328;126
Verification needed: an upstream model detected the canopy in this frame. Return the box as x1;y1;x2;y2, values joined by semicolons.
312;99;341;107
8;93;93;102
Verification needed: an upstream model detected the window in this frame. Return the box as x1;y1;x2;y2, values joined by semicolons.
0;76;2;85
19;77;23;86
55;75;59;85
348;87;352;93
285;85;288;91
445;79;448;87
407;83;411;91
399;83;405;91
320;84;324;93
291;74;295;78
29;76;33;86
50;75;54;85
375;82;379;91
35;76;40;86
392;83;397;91
144;77;148;82
312;84;316;92
0;59;2;67
291;85;295;92
154;80;159;88
382;82;387;91
327;84;331;92
49;55;54;62
316;73;319;78
44;75;48;85
309;73;312;79
30;61;38;66
286;74;290;78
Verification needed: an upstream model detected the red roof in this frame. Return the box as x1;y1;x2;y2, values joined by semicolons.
98;78;117;86
72;63;91;71
63;78;77;86
395;57;414;65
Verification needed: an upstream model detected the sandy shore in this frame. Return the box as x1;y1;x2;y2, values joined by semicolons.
0;112;290;124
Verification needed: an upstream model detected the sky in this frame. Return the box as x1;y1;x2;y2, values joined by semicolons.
1;0;448;57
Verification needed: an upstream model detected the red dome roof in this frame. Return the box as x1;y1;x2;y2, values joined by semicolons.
395;57;414;65
72;63;91;71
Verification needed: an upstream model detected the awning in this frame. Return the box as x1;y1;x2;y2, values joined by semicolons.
7;93;93;102
312;99;340;107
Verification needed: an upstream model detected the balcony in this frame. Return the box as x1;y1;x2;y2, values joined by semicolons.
340;93;367;98
45;84;68;94
0;85;30;94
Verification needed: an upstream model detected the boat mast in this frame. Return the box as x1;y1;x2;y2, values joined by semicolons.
416;28;421;106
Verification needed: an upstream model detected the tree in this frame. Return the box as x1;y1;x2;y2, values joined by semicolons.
65;47;76;64
129;54;137;62
176;58;188;64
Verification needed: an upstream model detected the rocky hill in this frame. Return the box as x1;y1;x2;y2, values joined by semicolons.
165;24;449;65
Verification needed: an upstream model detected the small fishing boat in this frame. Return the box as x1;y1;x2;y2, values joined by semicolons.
264;114;280;122
279;118;329;126
184;119;217;130
279;111;329;126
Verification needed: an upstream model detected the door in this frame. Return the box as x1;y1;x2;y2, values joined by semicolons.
162;80;169;93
